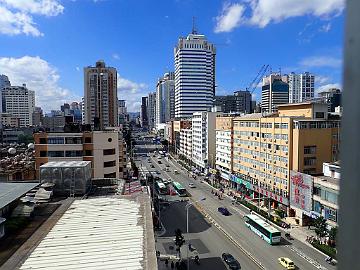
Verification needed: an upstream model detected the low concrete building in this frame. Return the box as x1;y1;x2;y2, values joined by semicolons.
34;130;124;179
0;113;20;128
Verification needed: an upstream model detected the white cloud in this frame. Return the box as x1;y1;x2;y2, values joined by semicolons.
75;66;80;71
0;0;63;36
112;53;120;60
214;0;344;32
315;83;341;95
316;75;330;84
300;56;342;68
0;56;80;112
117;74;147;112
319;22;332;32
214;3;245;33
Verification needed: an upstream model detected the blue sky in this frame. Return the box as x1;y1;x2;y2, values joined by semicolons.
0;0;345;112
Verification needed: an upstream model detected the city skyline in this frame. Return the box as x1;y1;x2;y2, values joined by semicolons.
0;0;344;112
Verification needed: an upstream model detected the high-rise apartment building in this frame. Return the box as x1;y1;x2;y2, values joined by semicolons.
288;72;315;103
2;84;35;126
174;32;216;118
156;72;175;128
317;88;342;112
215;90;252;113
261;74;289;113
147;92;156;131
140;96;148;128
0;74;10;90
84;60;118;130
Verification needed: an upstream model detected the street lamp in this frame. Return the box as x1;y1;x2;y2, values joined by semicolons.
185;197;206;270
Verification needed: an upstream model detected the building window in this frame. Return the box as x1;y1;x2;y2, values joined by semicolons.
39;138;47;144
65;150;83;157
103;148;115;155
108;137;112;142
48;151;64;157
304;146;316;154
315;112;325;118
104;172;116;178
104;160;116;167
84;137;92;143
40;151;47;157
304;157;316;166
84;150;92;156
65;137;83;144
48;137;64;144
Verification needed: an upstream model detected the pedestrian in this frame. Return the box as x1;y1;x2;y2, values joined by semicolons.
308;224;311;230
170;261;174;269
165;259;169;267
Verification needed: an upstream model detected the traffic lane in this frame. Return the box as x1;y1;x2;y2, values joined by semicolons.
159;193;260;270
162;159;329;270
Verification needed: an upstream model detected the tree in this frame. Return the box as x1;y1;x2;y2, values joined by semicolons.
314;216;328;241
214;170;221;188
328;226;338;247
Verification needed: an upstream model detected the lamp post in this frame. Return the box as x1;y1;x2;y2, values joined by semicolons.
185;197;206;270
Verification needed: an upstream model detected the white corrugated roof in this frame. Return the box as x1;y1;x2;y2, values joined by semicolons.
40;161;91;168
20;197;144;270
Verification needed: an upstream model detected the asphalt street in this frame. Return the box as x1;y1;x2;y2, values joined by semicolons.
133;138;336;270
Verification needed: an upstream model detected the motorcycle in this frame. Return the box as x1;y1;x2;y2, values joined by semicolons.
194;256;200;265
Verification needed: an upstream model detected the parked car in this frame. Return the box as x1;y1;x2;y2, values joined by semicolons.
150;164;155;168
155;171;161;175
166;164;170;167
222;253;241;269
158;161;162;164
174;170;179;174
188;183;196;188
278;257;295;269
218;207;231;216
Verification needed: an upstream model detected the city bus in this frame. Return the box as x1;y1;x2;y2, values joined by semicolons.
172;181;187;197
155;181;168;195
244;214;281;245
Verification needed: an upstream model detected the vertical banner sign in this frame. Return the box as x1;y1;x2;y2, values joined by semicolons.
290;171;313;212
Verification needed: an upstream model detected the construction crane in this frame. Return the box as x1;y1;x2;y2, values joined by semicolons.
246;64;271;94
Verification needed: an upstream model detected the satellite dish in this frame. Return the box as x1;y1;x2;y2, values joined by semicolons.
27;143;35;149
8;148;16;155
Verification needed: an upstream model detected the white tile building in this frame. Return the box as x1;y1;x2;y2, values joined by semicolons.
191;112;220;172
174;32;216;118
288;72;315;103
179;128;192;160
215;120;233;181
2;84;35;127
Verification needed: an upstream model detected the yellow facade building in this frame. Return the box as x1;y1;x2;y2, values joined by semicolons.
228;102;340;208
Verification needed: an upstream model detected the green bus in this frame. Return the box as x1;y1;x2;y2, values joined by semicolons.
172;181;187;196
244;214;281;245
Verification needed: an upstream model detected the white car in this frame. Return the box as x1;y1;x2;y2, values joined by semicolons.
188;183;196;188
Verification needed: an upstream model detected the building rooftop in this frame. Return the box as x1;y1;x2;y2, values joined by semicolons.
19;196;156;270
40;161;91;168
277;101;326;107
0;182;39;210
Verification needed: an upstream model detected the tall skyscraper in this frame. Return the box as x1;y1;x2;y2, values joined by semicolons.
261;74;289;113
147;92;156;131
174;31;216;118
140;96;148;127
84;60;118;130
0;74;10;90
288;72;315;103
156;72;175;127
2;84;35;126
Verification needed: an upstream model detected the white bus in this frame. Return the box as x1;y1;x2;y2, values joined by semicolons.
244;214;281;244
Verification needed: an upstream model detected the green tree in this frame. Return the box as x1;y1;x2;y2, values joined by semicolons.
214;169;221;188
314;216;328;241
328;226;338;247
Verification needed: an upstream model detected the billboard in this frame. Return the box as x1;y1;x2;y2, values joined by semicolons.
290;171;313;212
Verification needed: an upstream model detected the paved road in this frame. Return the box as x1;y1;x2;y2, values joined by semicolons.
134;141;336;270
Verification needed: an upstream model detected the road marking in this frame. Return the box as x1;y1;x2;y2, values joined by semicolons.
288;246;328;270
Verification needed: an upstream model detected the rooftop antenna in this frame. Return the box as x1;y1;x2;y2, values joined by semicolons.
192;16;198;34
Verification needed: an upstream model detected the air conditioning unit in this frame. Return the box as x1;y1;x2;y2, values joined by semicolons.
270;139;272;142
285;152;288;156
274;139;277;142
274;161;276;164
285;163;288;167
274;150;277;153
248;145;250;148
285;141;288;144
248;136;250;139
255;146;257;149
